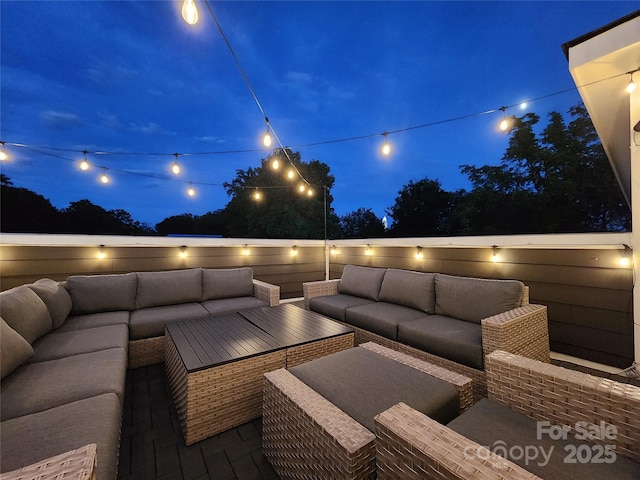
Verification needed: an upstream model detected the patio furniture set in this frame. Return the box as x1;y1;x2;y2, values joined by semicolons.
1;264;638;479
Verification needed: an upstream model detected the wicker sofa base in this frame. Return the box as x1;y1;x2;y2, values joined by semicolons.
0;444;98;480
262;342;473;479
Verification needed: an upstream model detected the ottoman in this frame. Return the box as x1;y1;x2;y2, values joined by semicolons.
262;342;473;480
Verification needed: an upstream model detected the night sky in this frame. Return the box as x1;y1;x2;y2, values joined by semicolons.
1;1;636;227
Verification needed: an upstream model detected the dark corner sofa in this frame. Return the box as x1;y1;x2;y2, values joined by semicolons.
304;264;549;400
0;267;279;479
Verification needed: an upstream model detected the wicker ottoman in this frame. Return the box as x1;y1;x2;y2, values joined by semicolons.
263;342;473;480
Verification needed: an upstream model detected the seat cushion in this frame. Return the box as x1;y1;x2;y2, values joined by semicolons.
129;303;208;340
309;294;376;322
135;269;202;309
337;265;387;301
345;302;428;340
0;285;52;344
0;318;33;379
435;274;524;323
30;324;129;363
448;398;640;479
54;311;130;332
202;267;254;301
202;296;265;315
398;315;484;369
67;273;137;314
0;347;127;421
28;279;72;328
0;393;122;480
290;347;459;432
378;269;436;314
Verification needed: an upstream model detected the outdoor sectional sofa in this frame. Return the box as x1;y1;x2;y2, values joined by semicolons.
304;264;549;399
0;267;279;479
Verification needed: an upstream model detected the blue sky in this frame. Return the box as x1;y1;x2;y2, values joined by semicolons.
1;1;637;228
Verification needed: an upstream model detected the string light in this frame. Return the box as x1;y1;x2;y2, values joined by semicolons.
171;153;181;175
498;107;512;132
181;0;198;25
242;244;250;255
619;244;632;267
365;244;372;256
0;142;8;161
97;245;106;259
286;168;295;180
298;184;306;193
627;70;637;94
381;132;391;156
307;187;314;197
330;245;338;255
415;246;423;259
491;245;500;262
100;168;110;184
263;120;272;148
271;158;280;170
291;245;298;256
187;182;195;197
253;190;262;201
179;245;188;258
79;150;89;170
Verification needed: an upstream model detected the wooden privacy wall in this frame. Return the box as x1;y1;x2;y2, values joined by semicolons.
0;242;633;368
328;246;633;369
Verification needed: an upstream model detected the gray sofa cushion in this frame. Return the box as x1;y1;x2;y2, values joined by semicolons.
435;274;524;323
0;347;127;421
202;267;254;301
337;265;387;301
55;311;130;333
67;273;137;314
290;347;459;432
129;303;208;340
379;269;436;313
448;398;640;479
0;285;52;344
309;294;376;322
1;318;33;379
135;269;202;309
398;315;484;369
30;324;129;363
345;302;429;340
0;393;122;480
202;296;265;315
28;279;72;329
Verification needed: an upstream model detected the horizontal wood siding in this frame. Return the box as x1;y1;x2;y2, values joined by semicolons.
329;246;633;368
0;241;633;367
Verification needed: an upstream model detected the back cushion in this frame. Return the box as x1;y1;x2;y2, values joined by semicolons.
202;267;254;301
0;286;52;344
136;269;202;309
435;274;524;323
1;317;34;379
67;273;137;314
29;278;72;329
337;265;387;301
378;269;436;313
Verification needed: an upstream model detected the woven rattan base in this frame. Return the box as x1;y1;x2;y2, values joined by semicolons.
286;333;354;368
0;443;97;480
128;336;165;369
166;337;287;446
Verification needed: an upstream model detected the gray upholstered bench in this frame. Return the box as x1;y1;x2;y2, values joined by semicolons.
263;342;473;479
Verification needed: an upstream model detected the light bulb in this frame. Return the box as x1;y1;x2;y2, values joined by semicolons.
286;169;295;180
187;183;195;197
415;247;423;259
254;191;262;201
491;246;500;262
171;161;181;175
291;246;298;256
80;160;89;171
499;118;510;131
179;246;188;258
97;246;106;260
242;245;250;256
182;0;198;25
382;141;391;156
298;184;306;193
272;159;280;170
100;169;109;184
627;76;636;94
0;144;7;161
263;131;272;147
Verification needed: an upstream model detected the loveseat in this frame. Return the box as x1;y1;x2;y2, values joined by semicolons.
304;264;549;399
0;267;279;479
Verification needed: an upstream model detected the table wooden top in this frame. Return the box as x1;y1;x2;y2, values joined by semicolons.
166;304;353;372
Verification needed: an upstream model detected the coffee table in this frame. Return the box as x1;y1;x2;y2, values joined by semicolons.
165;304;354;445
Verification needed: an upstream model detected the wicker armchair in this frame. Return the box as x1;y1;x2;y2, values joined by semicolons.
375;351;640;479
304;278;549;400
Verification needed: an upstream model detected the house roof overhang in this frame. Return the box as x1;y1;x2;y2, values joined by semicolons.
562;10;640;208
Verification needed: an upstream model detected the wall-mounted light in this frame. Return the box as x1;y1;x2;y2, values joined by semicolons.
243;244;250;256
415;246;423;259
291;245;298;256
97;245;106;260
179;245;188;259
365;244;372;256
491;245;500;262
619;244;632;267
330;245;338;255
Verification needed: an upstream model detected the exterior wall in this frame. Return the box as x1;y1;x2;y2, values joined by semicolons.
0;233;633;368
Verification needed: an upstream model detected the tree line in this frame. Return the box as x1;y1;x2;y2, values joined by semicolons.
0;105;630;237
